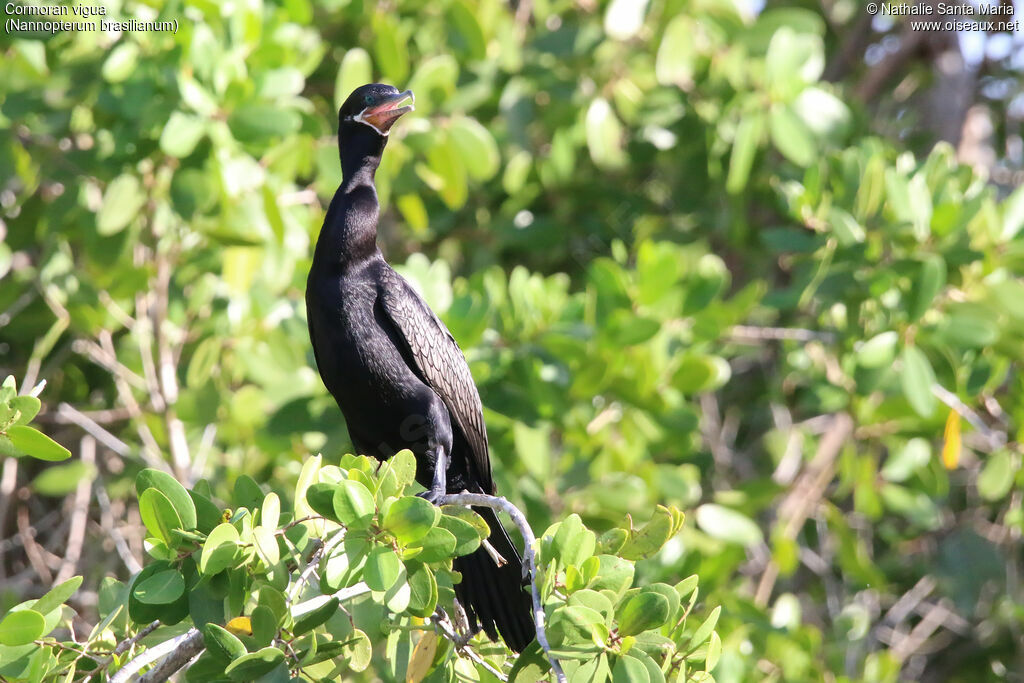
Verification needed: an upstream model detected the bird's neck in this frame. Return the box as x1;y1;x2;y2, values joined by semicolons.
317;137;387;267
318;183;380;267
339;132;386;191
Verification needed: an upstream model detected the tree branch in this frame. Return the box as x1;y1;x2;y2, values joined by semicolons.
108;627;202;683
439;492;566;683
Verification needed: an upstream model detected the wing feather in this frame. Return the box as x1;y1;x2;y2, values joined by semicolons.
377;267;493;491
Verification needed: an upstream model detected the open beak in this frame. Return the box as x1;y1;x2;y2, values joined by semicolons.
358;90;415;135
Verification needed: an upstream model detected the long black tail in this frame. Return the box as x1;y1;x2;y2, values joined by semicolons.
452;506;535;652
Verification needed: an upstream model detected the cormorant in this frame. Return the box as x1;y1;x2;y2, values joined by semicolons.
305;83;535;652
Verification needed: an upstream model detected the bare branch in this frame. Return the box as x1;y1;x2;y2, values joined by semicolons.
755;414;853;607
109;627;202;683
434;611;509;681
55;435;94;584
728;325;837;344
931;383;1006;451
439;492;566;683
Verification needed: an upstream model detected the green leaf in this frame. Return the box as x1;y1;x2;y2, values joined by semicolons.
585;99;626;170
372;13;409;83
383;496;440;545
881;438;930;483
436;513;482;557
232;474;264;510
909;255;946;321
190;490;224;534
423;135;468;210
97;174;145;236
590;555;635;599
203;623;247;661
1001;183;1024;240
335;48;374;110
102;43;139;83
161;112;206;158
688;605;721;650
900;346;936;418
447;0;487;59
31;461;95;497
250;605;277;647
139;488;184;547
656;16;696;87
978;451;1014;502
228;105;301;144
989;280;1024;321
695;504;763;546
770;104;816;167
33;576;82;616
333;479;375;529
186;338;221;388
619;511;676;561
321;535;369;591
765;27;824;93
617;591;670;636
908;173;933;240
224;646;285;680
406;565;438;618
705;630;722;671
827;207;865;247
201;523;240;575
293;597;339;636
793;87;851;141
305;483;338;521
136;468;198;531
856;332;899;369
260;492;281;531
448;117;500;181
133;569;186;605
6;426;70;462
549;514;597;567
726;111;765;194
548;604;605;649
513;421;551;480
128;561;190;625
253;526;280;567
937;310;998;348
9;396;40;426
0;611;45;646
611;653;650;683
364;546;403;592
343;629;372;672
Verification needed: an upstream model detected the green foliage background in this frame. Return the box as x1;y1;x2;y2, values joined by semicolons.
2;0;1023;680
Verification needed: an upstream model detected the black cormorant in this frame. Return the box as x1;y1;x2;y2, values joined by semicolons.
305;83;534;652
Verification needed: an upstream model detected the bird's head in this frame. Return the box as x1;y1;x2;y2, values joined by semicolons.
339;83;415;138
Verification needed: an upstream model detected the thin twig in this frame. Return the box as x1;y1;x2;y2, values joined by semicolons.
96;483;143;574
17;504;54;583
932;383;1006;451
55;435;94;584
728;325;837;344
55;403;134;459
109;628;202;683
88;621;161;681
434;610;509;681
755;414;853;607
439;492;566;683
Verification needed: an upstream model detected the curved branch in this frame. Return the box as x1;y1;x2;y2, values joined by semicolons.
439;492;566;683
109;627;202;683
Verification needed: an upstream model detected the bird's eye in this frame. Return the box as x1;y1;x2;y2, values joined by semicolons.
363;95;374;106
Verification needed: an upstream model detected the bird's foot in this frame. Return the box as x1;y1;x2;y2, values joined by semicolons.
416;487;445;505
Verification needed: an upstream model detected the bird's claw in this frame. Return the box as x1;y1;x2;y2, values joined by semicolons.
417;488;445;505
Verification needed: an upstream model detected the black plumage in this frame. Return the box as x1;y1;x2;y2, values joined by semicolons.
305;83;534;652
